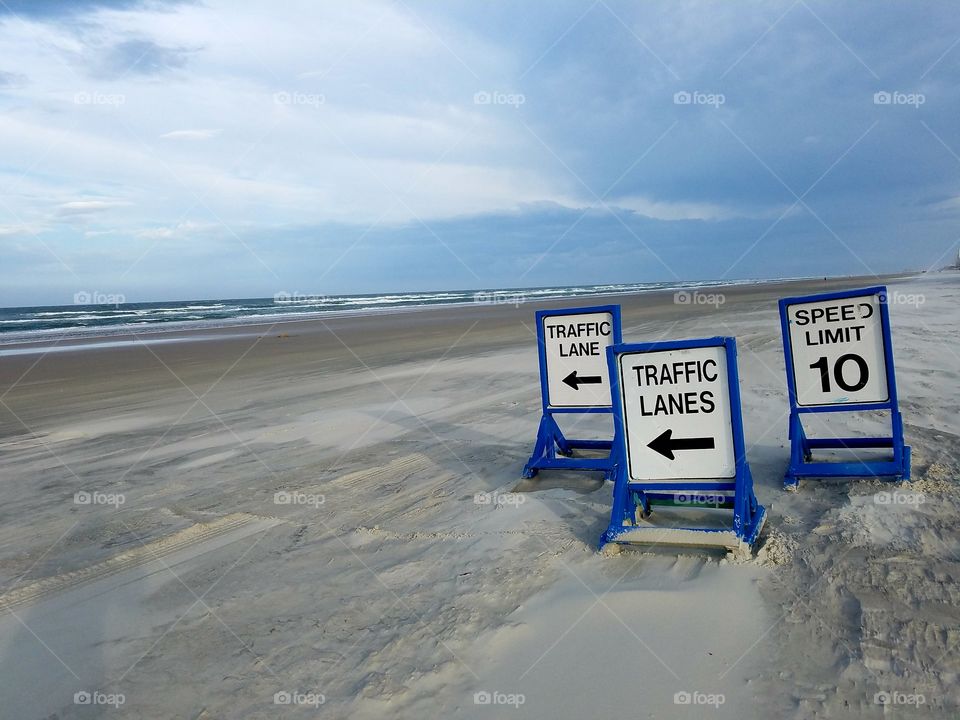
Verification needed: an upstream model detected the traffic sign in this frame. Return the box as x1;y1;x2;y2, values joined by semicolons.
618;344;735;482
601;337;765;551
778;286;910;488
522;305;622;480
542;311;616;408
783;293;888;406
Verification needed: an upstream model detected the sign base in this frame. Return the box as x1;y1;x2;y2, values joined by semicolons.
602;507;767;552
600;473;766;552
783;410;911;489
522;414;614;479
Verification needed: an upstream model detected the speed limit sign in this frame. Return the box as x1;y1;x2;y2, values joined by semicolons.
778;286;910;488
784;292;888;406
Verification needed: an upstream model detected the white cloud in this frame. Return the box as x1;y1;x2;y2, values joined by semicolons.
0;0;954;305
56;200;131;216
608;195;797;222
0;224;41;237
135;221;219;241
159;129;222;141
0;1;566;230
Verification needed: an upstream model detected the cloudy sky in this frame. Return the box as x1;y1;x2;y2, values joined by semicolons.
1;0;958;305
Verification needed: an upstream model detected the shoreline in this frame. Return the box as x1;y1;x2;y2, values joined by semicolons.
0;271;920;356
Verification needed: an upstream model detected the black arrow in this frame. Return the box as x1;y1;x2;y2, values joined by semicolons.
647;429;715;460
563;370;603;390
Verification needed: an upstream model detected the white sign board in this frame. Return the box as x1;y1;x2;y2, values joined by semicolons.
785;293;888;407
542;311;615;408
618;345;735;482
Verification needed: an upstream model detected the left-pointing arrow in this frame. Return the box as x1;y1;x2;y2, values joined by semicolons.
647;428;715;460
562;370;602;390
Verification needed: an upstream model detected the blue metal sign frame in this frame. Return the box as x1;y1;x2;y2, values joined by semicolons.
778;285;910;489
600;336;766;550
522;304;622;480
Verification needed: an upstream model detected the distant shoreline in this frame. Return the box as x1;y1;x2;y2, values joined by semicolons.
0;272;921;353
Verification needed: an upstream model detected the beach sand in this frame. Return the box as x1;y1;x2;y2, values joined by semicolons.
0;271;958;719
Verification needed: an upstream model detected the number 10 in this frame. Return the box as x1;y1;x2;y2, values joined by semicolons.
810;354;869;393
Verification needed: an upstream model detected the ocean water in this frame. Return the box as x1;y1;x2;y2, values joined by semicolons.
0;280;771;345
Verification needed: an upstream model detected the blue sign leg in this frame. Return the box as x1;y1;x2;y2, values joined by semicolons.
550;416;574;457
734;464;765;545
523;413;616;478
891;409;911;480
600;470;637;546
799;420;812;461
522;416;552;478
784;413;804;489
783;409;911;486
